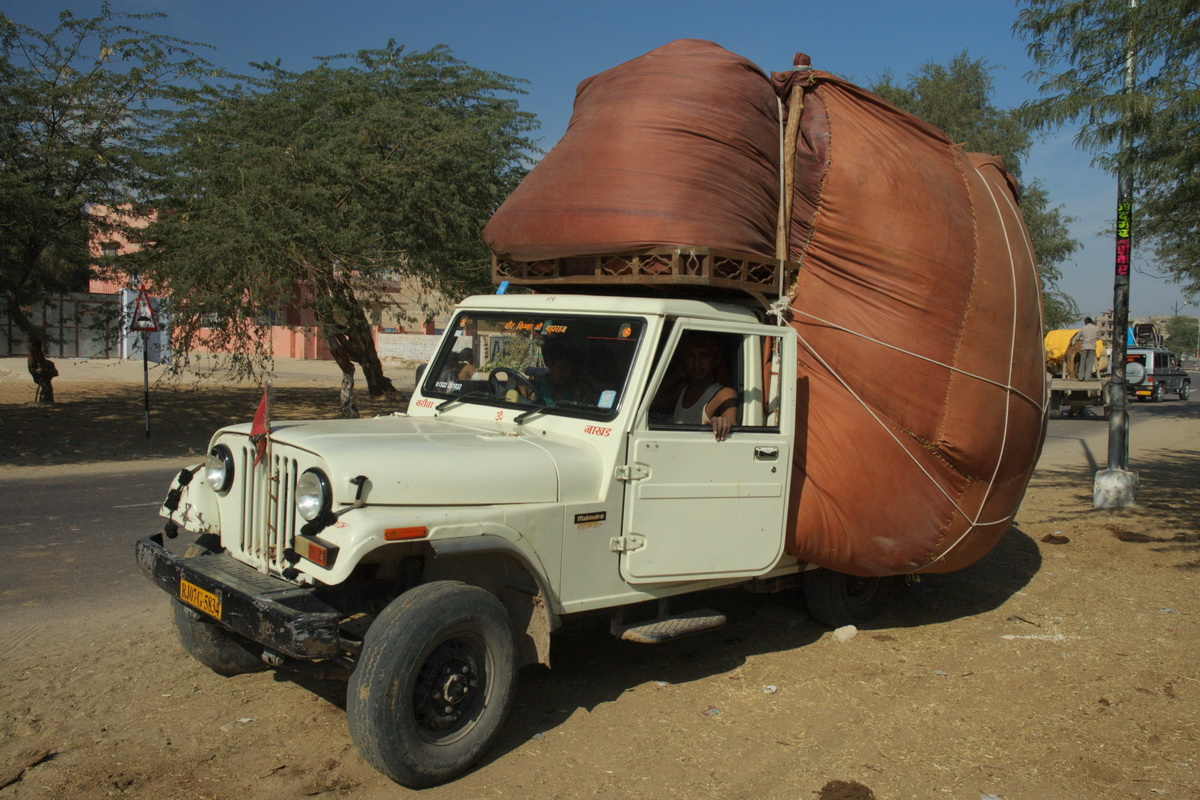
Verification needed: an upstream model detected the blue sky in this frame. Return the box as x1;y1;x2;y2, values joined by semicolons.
7;0;1191;319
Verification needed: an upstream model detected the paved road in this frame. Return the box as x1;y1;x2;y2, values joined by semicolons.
1042;383;1197;470
0;461;180;610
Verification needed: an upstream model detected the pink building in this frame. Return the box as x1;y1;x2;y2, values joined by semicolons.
88;206;449;361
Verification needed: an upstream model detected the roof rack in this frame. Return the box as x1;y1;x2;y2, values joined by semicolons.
492;247;799;301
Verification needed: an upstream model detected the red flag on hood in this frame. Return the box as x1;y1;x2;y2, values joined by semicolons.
249;383;271;466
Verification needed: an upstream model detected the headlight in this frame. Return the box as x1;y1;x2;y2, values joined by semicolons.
205;445;234;492
296;469;332;521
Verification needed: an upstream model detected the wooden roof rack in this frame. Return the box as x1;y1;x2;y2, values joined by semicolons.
492;247;799;301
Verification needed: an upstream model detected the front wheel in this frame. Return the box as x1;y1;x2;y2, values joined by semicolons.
347;582;518;788
803;568;890;628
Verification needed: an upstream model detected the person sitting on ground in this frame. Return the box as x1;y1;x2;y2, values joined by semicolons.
672;334;738;442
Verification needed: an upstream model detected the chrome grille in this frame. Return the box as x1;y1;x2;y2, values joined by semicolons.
232;443;299;574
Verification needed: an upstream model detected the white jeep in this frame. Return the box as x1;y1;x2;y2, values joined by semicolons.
137;292;879;787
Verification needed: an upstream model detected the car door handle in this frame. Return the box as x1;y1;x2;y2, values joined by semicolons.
754;446;779;460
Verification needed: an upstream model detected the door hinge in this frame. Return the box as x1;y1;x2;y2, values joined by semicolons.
614;463;651;482
609;534;647;553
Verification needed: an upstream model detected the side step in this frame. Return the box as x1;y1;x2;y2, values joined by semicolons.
610;602;727;644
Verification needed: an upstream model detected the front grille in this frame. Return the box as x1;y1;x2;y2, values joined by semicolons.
231;443;300;574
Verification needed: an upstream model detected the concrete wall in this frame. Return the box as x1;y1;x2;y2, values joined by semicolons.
377;332;442;363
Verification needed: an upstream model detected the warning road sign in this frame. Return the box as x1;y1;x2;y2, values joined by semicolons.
130;287;158;332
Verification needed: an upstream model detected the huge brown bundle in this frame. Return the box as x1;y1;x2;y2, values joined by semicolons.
485;40;1046;576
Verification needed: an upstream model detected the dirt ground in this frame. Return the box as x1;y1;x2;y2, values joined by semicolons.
1;358;1197;800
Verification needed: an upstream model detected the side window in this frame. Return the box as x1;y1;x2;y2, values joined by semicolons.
648;329;785;433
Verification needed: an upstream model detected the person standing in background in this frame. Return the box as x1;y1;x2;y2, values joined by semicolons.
1079;317;1100;381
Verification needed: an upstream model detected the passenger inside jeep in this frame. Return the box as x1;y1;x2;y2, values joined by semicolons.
529;338;602;405
650;332;739;441
671;334;738;441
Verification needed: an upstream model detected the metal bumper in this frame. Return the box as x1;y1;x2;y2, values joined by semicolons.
135;533;342;659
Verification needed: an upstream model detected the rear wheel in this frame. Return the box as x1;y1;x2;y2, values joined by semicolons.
1152;383;1164;402
347;582;518;788
172;536;267;676
1180;382;1190;401
803;568;890;627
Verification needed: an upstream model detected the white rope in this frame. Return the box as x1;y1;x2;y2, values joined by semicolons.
924;164;1049;568
788;308;1043;412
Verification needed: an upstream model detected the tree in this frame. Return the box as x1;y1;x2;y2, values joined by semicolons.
1163;315;1198;357
0;4;212;401
870;52;1081;330
1016;0;1200;295
141;43;537;416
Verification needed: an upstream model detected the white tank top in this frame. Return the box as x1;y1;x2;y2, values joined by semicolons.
674;383;722;425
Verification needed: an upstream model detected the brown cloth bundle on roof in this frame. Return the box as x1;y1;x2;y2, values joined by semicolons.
484;40;1046;577
483;40;780;261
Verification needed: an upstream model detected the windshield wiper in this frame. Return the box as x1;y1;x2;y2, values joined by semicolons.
514;401;559;424
436;390;491;412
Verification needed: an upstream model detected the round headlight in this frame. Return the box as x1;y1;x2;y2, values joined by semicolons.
296;469;332;521
205;445;234;492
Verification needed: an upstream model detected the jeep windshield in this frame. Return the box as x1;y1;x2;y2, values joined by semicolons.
422;311;646;420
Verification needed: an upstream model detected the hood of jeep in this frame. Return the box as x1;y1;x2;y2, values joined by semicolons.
222;416;560;505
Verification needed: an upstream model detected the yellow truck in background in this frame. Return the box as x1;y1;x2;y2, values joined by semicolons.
1045;328;1110;419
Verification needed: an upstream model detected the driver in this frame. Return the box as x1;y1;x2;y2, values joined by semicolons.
671;334;737;441
535;338;599;404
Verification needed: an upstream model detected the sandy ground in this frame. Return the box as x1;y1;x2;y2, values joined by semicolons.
1;357;1197;800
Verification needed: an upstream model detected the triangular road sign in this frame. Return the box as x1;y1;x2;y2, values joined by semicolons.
130;287;158;332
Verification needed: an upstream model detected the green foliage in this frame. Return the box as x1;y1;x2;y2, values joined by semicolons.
1163;315;1199;356
141;42;538;386
869;54;1081;325
1016;0;1200;295
0;3;213;349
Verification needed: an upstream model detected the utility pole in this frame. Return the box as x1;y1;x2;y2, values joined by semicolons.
1095;0;1139;508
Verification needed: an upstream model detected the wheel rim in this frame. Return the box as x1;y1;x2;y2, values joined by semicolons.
411;632;490;745
843;575;880;610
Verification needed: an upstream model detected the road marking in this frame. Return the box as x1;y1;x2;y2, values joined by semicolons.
112;502;163;508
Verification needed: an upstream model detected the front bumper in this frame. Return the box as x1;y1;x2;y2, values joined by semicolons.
135;534;342;659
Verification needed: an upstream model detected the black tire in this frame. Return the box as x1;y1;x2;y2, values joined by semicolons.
1180;382;1190;401
171;536;267;676
347;582;518;788
1152;383;1164;402
804;568;889;628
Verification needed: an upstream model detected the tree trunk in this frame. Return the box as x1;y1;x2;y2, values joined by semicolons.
315;280;396;409
7;296;59;403
328;343;359;419
346;318;396;397
27;337;59;403
325;282;397;397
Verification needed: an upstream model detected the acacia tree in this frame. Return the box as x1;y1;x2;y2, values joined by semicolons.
141;43;537;416
0;4;212;401
1163;315;1198;357
1016;0;1200;295
871;52;1081;330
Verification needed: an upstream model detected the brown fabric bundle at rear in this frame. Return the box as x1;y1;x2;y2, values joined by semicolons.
485;40;1047;577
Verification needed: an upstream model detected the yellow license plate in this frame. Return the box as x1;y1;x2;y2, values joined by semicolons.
179;578;222;620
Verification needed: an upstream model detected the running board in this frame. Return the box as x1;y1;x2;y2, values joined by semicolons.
610;602;727;644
